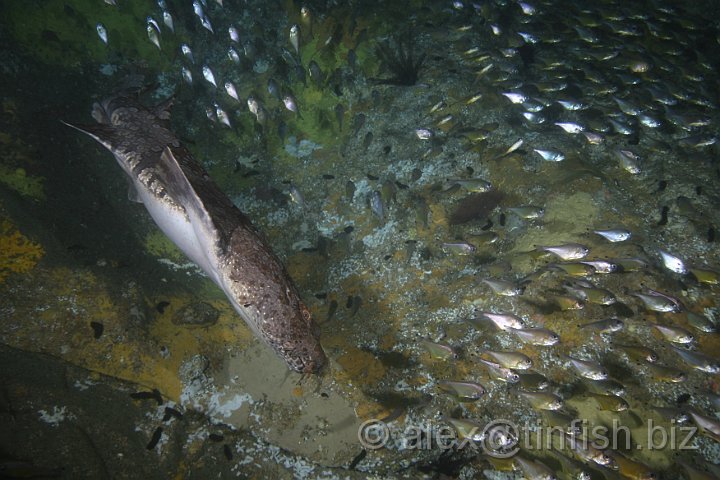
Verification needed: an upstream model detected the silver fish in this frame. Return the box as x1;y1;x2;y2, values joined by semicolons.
519;391;563;410
659;250;687;274
228;26;240;43
162;11;174;32
437;381;485;400
478;359;520;383
670;346;720;373
593;228;631;242
689;411;720;441
632;289;682;313
580;318;624;334
653;324;694;344
484;350;532;370
205;106;216;123
215;104;231;128
499;138;523;157
181;44;194;63
508;206;544;219
420;340;457;360
96;23;108;45
557;99;585;111
192;0;204;18
482;279;524;296
415;128;433;140
616;149;641;174
579;260;619;273
479;312;524;331
555;122;584;133
533;148;564;162
513;328;560;346
442;242;476;255
446;178;492;193
147;23;161;50
224;81;239;102
686;312;716;333
288;184;304;205
538;243;589;260
247;96;260;117
513;456;556;480
227;47;240;64
181;67;192;85
502;92;528;104
566;356;608;380
201;66;217;88
200;16;214;33
370;191;385;223
289;24;300;54
146;16;161;34
282;94;299;114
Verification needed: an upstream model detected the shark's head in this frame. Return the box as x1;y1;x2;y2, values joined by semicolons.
246;291;327;375
280;302;327;374
222;236;328;375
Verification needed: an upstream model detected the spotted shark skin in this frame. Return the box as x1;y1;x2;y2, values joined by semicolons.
64;94;326;374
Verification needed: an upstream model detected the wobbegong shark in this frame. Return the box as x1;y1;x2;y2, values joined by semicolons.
63;93;326;374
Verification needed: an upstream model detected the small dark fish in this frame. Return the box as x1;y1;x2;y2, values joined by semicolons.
347;48;357;70
223;444;233;460
334;104;345;131
348;449;367;469
90;321;104;339
130;388;163;405
370;191;385;223
326;299;338;321
146;427;163;450
371;89;381;107
309;60;323;87
162;406;183;421
277;119;287;143
267;78;281;101
352;113;366;135
209;433;224;442
156;301;170;313
657;205;669;226
363;131;373;151
345;180;356;201
293;64;307;86
350;295;362;317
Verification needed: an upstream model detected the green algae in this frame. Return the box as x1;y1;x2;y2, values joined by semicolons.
3;0;173;68
0;165;45;201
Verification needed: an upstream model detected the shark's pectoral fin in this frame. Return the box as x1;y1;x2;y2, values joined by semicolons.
61;120;121;151
158;147;218;240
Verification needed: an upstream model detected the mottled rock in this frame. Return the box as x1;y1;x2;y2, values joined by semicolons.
172;302;219;327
